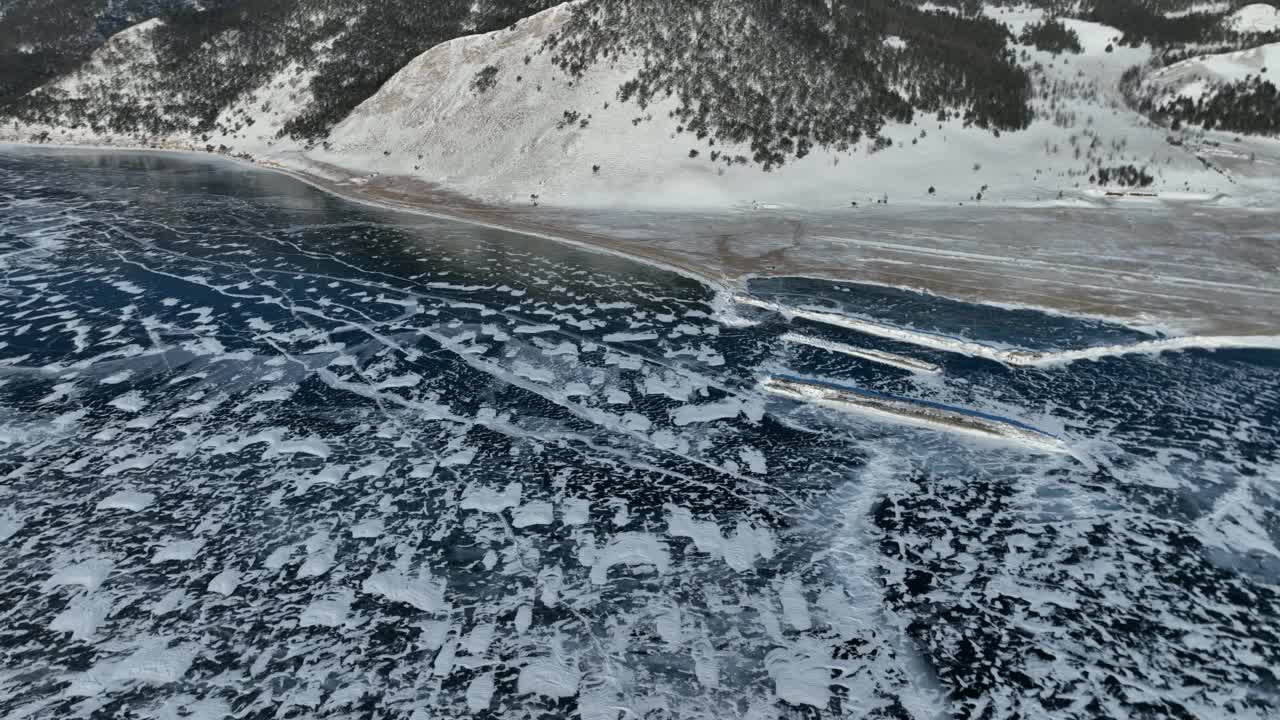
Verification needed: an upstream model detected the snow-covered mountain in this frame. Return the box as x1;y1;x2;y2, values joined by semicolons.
0;0;205;102
315;4;1280;207
3;0;1280;209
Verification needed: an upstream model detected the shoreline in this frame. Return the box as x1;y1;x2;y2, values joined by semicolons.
4;139;1280;342
0;139;726;290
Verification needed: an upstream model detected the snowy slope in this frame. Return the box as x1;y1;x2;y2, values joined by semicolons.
7;3;1277;210
1144;41;1280;100
1228;3;1280;32
315;2;751;208
36;19;162;118
10;18;322;158
315;4;1243;209
205;60;322;153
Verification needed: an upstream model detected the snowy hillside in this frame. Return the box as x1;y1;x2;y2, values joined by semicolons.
5;0;1280;210
1228;2;1280;33
315;4;1246;208
1147;41;1280;93
0;0;205;103
1137;39;1280;140
38;18;162;104
317;3;756;207
12;18;325;157
2;1;568;144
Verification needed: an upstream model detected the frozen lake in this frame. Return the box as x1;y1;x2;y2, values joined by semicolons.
1;150;1278;719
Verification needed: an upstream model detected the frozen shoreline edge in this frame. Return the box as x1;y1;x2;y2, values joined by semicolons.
0;140;724;291
4;140;1278;346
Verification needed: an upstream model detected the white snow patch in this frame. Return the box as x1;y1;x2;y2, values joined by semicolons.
562;498;590;525
779;577;813;631
362;568;447;612
441;447;478;467
110;280;145;295
108;390;148;412
461;482;522;513
351;517;386;538
655;606;683;645
296;535;337;578
765;638;835;709
263;544;297;570
464;622;496;656
44;558;115;591
206;567;242;596
49;594;112;641
738;447;768;474
667;505;777;572
350;459;390;480
100;370;133;385
151;538;205;563
297;463;350;493
588;532;670;584
518;654;581;699
670;398;746;426
96;490;155;512
514;324;559;335
515;605;533;634
150;588;188;616
0;508;27;542
299;589;354;628
621;412;651;432
466;672;497;712
66;637;198;697
514;360;555;383
512;501;555;528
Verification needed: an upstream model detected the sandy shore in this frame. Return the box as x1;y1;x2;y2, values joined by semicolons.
5;140;1280;337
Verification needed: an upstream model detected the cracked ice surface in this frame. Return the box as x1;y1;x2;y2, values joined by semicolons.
1;151;1277;719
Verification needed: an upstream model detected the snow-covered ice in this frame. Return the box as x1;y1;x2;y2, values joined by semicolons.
0;148;1276;720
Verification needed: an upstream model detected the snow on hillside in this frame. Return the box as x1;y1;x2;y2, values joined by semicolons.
7;3;1277;210
1145;41;1280;99
314;3;1242;209
1166;2;1231;18
38;19;161;110
9;17;323;158
1228;3;1280;33
207;60;323;152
